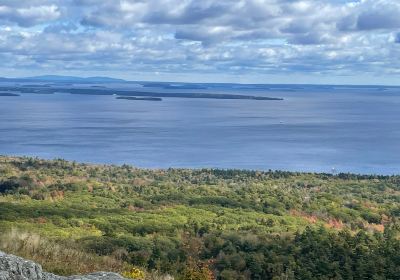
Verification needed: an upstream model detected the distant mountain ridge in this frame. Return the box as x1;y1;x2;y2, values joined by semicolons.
0;75;399;88
23;75;126;83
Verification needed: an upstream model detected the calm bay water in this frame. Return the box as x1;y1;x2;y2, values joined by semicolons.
0;85;399;174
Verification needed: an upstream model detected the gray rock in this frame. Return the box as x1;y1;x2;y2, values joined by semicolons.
0;251;128;280
0;271;11;280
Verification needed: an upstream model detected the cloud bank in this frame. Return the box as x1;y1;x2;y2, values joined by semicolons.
0;0;399;84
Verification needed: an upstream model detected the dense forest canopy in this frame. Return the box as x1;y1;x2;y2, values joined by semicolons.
0;156;399;279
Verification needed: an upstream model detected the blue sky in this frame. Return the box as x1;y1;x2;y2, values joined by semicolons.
0;0;399;85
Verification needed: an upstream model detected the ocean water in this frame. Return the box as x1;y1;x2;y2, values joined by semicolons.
0;84;399;174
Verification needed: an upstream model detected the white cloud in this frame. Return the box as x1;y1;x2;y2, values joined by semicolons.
0;0;399;83
0;4;60;27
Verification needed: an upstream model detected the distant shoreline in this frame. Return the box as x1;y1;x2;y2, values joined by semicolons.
1;155;397;177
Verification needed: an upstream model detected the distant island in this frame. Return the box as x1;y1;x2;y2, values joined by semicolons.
0;92;19;97
116;96;162;101
0;83;284;101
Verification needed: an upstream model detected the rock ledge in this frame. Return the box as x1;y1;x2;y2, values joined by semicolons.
0;251;128;280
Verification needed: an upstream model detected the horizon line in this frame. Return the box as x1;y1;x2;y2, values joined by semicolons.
1;74;400;88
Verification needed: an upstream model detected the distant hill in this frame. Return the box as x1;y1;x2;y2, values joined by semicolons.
23;75;126;83
1;75;399;89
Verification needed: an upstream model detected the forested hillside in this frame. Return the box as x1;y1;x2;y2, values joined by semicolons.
0;156;399;279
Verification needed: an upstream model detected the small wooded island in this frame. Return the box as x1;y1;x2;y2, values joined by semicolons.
0;156;399;279
0;92;19;96
116;96;163;101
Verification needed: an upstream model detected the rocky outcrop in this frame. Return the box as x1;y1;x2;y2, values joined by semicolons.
0;251;128;280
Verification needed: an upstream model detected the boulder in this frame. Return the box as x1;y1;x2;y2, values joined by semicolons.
0;251;127;280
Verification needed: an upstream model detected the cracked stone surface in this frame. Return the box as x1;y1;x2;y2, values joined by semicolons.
0;251;128;280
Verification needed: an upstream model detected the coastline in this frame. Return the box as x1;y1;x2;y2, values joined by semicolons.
1;155;397;178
